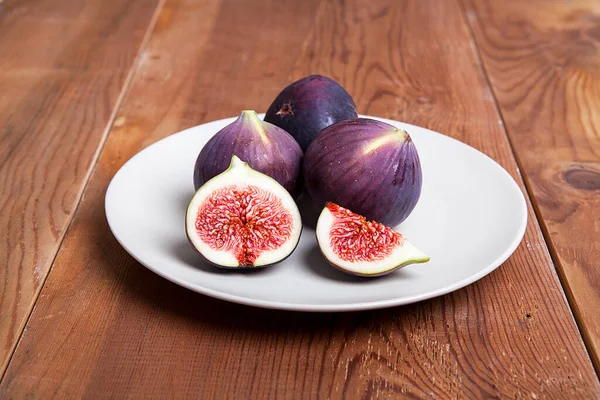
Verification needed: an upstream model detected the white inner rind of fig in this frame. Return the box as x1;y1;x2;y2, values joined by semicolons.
316;206;429;276
186;156;302;267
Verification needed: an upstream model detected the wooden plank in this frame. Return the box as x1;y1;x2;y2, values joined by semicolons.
461;0;600;372
2;0;599;397
0;0;160;374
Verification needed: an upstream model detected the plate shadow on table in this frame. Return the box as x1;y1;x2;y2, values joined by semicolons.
100;191;412;334
99;240;339;331
101;238;412;335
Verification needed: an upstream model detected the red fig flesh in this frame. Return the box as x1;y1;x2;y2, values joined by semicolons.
187;156;302;268
316;203;429;276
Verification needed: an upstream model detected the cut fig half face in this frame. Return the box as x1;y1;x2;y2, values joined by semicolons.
186;156;302;269
316;203;429;276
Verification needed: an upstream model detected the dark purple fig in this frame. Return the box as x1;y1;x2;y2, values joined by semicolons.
304;118;423;227
194;110;303;198
264;75;358;152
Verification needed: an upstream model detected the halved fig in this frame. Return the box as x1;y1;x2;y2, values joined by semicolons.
186;156;302;269
316;203;429;276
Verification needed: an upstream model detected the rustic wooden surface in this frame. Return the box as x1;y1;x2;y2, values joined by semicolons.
0;0;159;374
1;0;599;397
461;0;600;373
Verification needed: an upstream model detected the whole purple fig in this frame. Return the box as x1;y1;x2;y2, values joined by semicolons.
304;118;423;227
264;75;358;152
194;110;303;198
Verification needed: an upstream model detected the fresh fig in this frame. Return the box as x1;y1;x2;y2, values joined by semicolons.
186;156;302;269
304;118;422;227
316;203;429;276
194;110;303;198
264;75;358;151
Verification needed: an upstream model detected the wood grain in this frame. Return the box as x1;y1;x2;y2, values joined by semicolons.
2;0;599;397
461;0;600;373
0;0;160;374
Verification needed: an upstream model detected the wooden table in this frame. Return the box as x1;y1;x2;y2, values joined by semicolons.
1;0;599;397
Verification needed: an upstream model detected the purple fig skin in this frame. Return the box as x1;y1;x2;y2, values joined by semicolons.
303;118;422;227
264;75;358;152
193;110;303;198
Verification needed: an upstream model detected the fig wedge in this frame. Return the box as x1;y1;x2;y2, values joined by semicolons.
316;203;429;276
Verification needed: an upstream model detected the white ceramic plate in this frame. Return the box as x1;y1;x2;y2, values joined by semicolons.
105;115;527;312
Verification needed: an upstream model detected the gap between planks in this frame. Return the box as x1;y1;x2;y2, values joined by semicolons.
456;0;600;378
0;0;168;382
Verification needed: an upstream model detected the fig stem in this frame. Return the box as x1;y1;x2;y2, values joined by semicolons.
240;110;259;117
228;155;246;169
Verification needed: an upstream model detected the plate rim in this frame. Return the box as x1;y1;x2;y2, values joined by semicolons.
105;114;528;312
